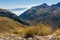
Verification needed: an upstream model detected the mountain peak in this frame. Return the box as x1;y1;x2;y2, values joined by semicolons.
56;2;60;7
41;3;48;6
34;3;49;9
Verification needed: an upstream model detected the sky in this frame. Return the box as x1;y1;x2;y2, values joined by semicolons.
0;0;60;15
0;0;60;9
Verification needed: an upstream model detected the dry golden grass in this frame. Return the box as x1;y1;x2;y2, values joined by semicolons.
0;16;24;34
0;16;53;37
34;23;53;36
54;29;60;36
24;23;53;37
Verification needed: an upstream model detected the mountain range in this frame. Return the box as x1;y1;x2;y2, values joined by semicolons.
19;2;60;29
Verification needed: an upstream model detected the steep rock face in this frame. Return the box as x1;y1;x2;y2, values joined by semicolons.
19;2;60;29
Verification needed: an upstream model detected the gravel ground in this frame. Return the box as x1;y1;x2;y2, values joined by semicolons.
0;34;60;40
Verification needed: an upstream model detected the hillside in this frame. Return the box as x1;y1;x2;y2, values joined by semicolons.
19;2;60;29
0;16;24;34
0;8;26;25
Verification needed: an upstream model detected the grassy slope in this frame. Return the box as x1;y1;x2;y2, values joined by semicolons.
0;16;24;34
0;16;55;36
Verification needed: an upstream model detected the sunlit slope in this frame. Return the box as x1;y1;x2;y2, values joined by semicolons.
0;16;24;33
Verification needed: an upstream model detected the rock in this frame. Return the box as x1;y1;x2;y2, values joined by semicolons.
0;39;4;40
0;34;60;40
17;38;25;40
28;38;33;40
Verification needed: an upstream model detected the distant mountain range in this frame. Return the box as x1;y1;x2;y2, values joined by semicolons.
9;8;28;16
10;8;26;11
19;2;60;29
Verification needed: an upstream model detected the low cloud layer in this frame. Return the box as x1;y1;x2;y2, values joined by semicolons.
9;4;40;16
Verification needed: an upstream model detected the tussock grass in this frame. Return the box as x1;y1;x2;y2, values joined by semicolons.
34;23;53;36
54;29;60;36
0;17;24;34
24;23;53;38
0;17;53;37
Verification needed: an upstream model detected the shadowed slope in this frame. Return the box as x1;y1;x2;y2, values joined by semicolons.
19;2;60;29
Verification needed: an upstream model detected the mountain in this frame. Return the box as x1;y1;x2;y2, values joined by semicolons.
0;9;19;21
9;8;28;16
0;8;29;25
0;9;26;34
0;8;36;34
19;2;60;29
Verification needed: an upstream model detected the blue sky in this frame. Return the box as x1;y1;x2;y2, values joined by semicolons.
0;0;60;9
0;0;60;15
